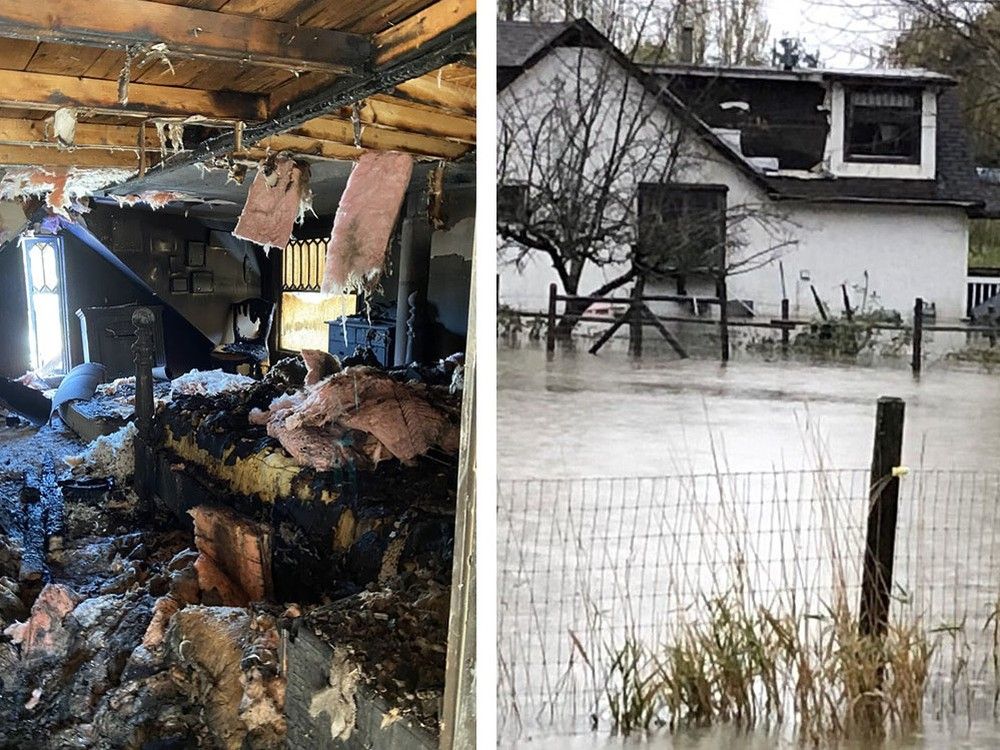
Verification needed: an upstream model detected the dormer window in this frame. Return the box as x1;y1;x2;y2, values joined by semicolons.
844;87;922;164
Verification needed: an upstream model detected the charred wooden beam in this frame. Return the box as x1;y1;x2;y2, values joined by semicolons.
375;0;476;65
107;10;475;194
0;69;266;120
0;0;373;74
354;96;476;143
286;117;470;159
392;71;475;116
0;118;161;152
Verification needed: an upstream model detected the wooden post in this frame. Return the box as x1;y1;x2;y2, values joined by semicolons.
841;284;854;321
911;297;923;376
781;298;790;357
810;284;828;321
545;282;557;358
132;307;155;505
628;276;644;358
440;248;476;749
717;275;730;364
858;396;905;638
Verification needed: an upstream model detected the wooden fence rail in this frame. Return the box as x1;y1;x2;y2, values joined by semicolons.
534;284;1000;371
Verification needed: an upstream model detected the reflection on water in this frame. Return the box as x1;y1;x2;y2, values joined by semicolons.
499;343;1000;478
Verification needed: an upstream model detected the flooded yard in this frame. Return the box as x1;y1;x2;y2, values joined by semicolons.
499;344;1000;478
498;343;1000;748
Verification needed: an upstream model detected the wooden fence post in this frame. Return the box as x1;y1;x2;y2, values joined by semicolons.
628;276;645;358
858;396;905;638
911;297;923;376
545;283;557;358
718;276;730;364
781;298;790;357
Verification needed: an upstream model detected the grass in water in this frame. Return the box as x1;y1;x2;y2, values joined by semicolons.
605;586;935;744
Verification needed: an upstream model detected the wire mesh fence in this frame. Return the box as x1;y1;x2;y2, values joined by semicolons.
498;469;1000;742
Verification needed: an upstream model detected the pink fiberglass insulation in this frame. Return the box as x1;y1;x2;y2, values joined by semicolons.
321;151;413;294
233;157;310;252
249;366;460;471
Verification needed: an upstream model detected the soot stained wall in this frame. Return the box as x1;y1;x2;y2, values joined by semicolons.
0;239;29;378
85;205;262;346
426;186;474;359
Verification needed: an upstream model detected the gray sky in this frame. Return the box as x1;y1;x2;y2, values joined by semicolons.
764;0;903;68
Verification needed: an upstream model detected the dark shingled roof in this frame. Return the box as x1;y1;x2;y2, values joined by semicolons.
497;21;573;69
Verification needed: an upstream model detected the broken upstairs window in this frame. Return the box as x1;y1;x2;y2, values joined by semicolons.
637;183;727;294
844;87;922;163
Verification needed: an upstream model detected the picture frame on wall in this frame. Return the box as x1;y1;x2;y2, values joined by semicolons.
150;231;177;255
190;270;214;294
185;240;207;267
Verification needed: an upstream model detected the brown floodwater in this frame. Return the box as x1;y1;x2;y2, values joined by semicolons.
499;344;1000;478
498;343;1000;748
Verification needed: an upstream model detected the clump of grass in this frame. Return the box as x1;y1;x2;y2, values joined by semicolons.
605;639;660;736
604;586;935;744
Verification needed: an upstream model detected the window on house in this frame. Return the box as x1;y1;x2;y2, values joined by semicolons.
498;184;528;223
637;183;727;293
844;87;922;163
22;235;69;375
278;238;356;352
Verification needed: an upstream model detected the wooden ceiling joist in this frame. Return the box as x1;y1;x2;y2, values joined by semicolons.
0;69;266;120
0;119;159;152
353;96;475;143
375;0;476;65
391;70;475;116
0;144;139;169
107;1;475;195
0;0;373;74
251;135;363;162
287;117;469;159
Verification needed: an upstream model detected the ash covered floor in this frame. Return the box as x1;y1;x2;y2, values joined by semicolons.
0;357;460;749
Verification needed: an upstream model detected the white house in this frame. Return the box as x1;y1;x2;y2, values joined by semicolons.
497;19;991;322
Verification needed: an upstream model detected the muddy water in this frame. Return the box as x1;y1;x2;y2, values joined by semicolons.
516;724;1000;749
499;344;1000;478
498;343;1000;748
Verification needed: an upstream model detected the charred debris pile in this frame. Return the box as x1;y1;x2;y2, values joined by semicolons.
0;349;464;748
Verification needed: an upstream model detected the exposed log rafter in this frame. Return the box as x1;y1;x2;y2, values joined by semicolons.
0;69;266;120
0;0;373;74
107;0;476;194
0;118;160;152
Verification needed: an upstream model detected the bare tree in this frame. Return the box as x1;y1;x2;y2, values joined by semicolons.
886;0;1000;165
498;19;796;336
499;0;770;65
